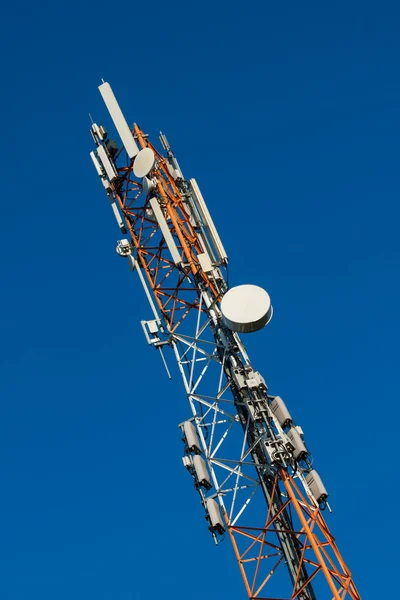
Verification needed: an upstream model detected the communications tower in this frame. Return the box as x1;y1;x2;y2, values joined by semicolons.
88;81;361;600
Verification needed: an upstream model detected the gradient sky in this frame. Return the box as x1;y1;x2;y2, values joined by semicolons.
1;1;399;598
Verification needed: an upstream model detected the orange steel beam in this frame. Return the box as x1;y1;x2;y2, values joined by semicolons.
156;179;198;277
225;470;361;600
281;481;341;600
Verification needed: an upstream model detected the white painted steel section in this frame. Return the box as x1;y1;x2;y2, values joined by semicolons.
97;145;118;181
98;82;139;159
221;285;273;333
170;288;265;529
127;255;136;272
189;178;228;263
149;197;182;265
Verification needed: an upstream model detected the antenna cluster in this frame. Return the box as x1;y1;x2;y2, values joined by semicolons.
88;81;362;600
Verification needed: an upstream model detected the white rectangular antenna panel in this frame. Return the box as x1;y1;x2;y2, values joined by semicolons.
96;145;118;181
189;179;228;263
98;82;139;159
102;178;111;191
149;197;182;266
111;202;125;232
197;251;213;273
90;151;103;177
91;123;107;142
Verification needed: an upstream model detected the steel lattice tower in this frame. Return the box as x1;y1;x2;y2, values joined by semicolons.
88;81;361;600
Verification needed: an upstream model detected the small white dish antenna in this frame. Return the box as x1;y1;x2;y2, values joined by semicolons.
142;176;156;196
133;147;155;178
220;284;273;333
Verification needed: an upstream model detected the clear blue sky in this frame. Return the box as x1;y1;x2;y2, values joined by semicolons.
0;1;398;598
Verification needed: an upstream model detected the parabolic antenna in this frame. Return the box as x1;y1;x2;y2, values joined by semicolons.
142;175;156;196
133;147;155;178
220;284;273;333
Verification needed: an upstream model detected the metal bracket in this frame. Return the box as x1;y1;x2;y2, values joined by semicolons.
141;320;171;379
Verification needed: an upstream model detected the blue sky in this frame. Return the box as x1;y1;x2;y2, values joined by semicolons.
0;1;399;598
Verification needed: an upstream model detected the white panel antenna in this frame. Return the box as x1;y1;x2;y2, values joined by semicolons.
197;252;213;274
111;202;126;233
91;123;107;142
90;151;103;177
99;82;139;159
149;197;182;265
97;145;118;181
102;178;111;191
189;179;228;263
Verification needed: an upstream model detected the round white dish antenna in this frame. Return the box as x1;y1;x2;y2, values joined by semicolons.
133;147;155;178
220;284;273;333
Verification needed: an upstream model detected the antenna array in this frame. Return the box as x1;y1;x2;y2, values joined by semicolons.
88;81;361;600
